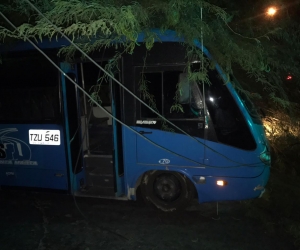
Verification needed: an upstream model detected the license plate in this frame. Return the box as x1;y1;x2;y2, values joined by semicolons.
29;130;61;145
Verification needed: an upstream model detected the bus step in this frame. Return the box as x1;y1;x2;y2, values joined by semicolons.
78;186;115;197
84;155;113;175
87;173;115;188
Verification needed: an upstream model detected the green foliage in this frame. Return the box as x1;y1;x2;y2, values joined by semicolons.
269;92;291;109
87;51;122;106
242;106;300;246
170;82;184;114
0;0;300;109
262;106;300;186
139;74;159;114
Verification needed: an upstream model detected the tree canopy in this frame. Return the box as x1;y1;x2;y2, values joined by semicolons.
1;0;300;110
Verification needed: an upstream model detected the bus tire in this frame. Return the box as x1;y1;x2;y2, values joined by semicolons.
140;171;195;212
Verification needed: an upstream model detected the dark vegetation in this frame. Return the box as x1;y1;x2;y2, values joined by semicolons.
246;106;300;248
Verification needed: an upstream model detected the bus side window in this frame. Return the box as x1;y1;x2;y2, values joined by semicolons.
42;94;55;119
140;72;163;118
81;62;113;126
164;72;204;119
180;73;204;118
0;54;59;123
139;70;205;138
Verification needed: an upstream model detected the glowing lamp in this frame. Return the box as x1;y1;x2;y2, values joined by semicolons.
287;75;292;80
217;180;228;186
267;7;277;16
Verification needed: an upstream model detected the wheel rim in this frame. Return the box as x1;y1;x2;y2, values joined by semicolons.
153;174;181;202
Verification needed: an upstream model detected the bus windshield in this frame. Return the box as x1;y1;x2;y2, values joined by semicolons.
230;75;262;125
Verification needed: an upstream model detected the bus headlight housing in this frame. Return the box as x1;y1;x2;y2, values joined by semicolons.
260;147;271;166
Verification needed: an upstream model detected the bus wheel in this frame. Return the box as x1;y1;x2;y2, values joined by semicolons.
141;171;195;212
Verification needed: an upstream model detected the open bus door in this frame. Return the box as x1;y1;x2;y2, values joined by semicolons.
60;61;124;198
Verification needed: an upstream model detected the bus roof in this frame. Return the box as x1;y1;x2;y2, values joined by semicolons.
0;29;211;58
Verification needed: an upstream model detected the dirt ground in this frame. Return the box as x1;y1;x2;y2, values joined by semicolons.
0;188;296;250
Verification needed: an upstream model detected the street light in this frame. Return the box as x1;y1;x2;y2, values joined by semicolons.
267;7;277;16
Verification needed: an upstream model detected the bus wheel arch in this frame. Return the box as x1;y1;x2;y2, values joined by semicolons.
140;170;196;212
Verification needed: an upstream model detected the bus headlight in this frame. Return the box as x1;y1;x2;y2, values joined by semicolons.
260;148;271;165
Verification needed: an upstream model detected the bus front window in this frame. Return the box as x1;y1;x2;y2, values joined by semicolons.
205;70;257;150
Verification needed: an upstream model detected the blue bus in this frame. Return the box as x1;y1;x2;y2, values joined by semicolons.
0;30;270;211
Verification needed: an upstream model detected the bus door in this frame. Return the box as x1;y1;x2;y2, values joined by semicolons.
70;62;123;197
60;62;85;193
135;66;206;167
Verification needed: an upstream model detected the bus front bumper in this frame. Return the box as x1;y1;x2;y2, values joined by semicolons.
193;166;270;203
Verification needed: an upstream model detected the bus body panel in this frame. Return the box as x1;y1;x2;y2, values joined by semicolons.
135;127;205;167
204;140;265;175
122;124;269;202
123;154;269;202
0;124;68;190
193;166;269;202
